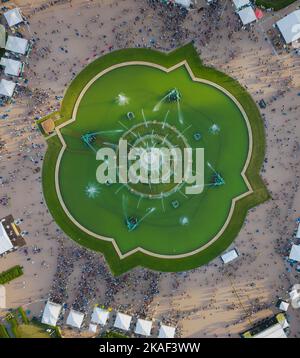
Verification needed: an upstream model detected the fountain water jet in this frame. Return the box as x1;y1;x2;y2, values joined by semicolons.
116;93;129;106
209;123;220;135
85;183;100;198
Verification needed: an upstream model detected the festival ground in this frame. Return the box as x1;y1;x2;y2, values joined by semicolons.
0;0;299;337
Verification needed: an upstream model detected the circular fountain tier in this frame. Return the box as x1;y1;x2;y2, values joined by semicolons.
117;121;190;199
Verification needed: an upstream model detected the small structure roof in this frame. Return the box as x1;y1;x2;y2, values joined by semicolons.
91;307;109;326
175;0;191;7
221;249;238;264
66;309;85;329
5;36;28;55
114;312;132;331
276;10;300;44
158;324;176;338
253;323;287;338
233;0;250;10
41;301;62;327
0;221;13;254
135;318;152;336
289;244;300;262
4;8;23;27
89;323;98;333
296;222;300;239
279;300;289;312
0;79;16;97
238;6;257;25
0;57;22;77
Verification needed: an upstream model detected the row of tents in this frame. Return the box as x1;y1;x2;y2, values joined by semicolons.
232;0;300;46
42;301;176;338
0;8;29;98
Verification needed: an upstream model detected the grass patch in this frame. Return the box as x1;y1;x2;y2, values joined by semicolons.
255;0;297;10
17;307;29;324
0;324;10;338
101;331;129;338
0;265;23;284
16;324;52;338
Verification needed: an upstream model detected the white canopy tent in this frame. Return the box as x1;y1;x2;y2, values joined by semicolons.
0;285;6;309
238;6;257;25
66;309;84;329
114;312;132;331
89;323;97;333
289;244;300;262
233;0;250;10
175;0;191;7
253;323;287;338
0;221;13;254
158;324;176;338
0;58;22;77
221;249;239;264
279;301;289;312
91;307;109;326
0;25;6;49
4;8;24;27
276;10;300;44
41;301;62;327
0;79;16;97
135;319;152;336
5;36;28;55
289;284;300;309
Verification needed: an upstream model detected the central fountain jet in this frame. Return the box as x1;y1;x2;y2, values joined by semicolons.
166;88;182;103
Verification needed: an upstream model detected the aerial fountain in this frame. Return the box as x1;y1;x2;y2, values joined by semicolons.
209;123;220;135
207;162;225;186
85;183;100;198
116;93;129;106
153;88;182;112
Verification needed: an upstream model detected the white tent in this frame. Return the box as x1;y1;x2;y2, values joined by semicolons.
4;8;23;27
221;249;239;264
114;312;132;331
0;221;13;255
289;289;300;300
0;285;6;309
238;6;257;25
0;79;16;97
276;10;300;44
0;58;22;77
175;0;191;7
253;323;287;338
0;25;6;49
296;223;300;239
41;301;62;327
135;319;152;336
289;244;300;262
91;307;109;326
66;309;84;329
5;36;28;55
158;324;176;338
279;301;289;312
233;0;250;10
89;323;98;333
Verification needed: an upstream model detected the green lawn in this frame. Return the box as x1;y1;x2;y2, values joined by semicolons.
255;0;297;10
42;44;269;275
0;266;23;284
2;309;59;338
16;324;52;338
